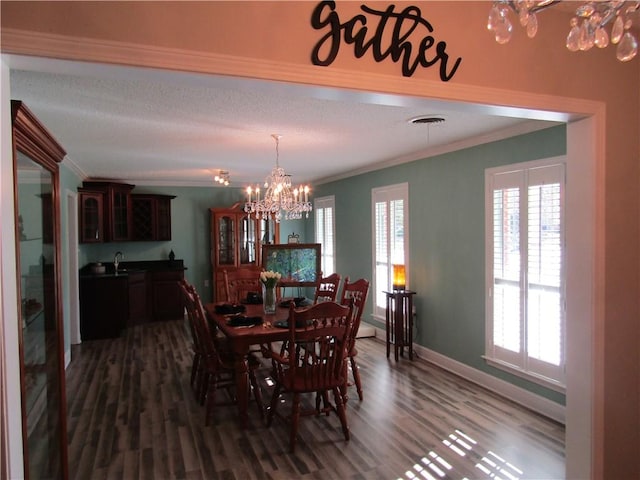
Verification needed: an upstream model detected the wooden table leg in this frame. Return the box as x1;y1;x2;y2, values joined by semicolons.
385;296;391;358
395;301;401;362
233;352;249;428
408;295;414;360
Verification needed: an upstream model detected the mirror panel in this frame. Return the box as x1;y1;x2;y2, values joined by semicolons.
12;101;67;479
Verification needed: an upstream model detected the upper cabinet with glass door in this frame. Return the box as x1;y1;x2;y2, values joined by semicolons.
78;182;174;243
214;212;236;267
80;181;134;242
78;189;104;243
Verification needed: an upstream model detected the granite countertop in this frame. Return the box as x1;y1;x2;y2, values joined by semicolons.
80;259;186;278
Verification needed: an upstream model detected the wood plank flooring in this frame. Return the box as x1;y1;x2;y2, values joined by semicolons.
65;319;565;479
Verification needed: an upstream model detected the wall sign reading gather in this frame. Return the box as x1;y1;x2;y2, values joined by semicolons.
310;1;462;81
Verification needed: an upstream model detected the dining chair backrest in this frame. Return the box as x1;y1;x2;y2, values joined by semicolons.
179;278;206;390
267;300;354;452
313;272;341;303
339;277;370;352
180;279;202;348
281;301;353;391
223;268;261;304
181;279;223;369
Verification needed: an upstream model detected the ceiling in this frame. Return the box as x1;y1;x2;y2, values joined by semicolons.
8;55;562;188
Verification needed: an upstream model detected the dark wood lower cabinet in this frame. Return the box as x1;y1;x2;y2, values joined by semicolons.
150;270;184;321
127;271;148;325
80;276;128;340
80;261;185;340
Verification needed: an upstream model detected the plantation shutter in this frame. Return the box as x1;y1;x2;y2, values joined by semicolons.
487;161;565;385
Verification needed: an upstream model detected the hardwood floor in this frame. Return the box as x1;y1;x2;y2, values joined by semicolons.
65;319;565;479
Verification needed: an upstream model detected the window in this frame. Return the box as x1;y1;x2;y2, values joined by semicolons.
485;159;566;388
314;195;335;276
372;183;408;318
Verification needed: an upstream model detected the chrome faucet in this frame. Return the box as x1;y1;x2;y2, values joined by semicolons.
114;251;123;274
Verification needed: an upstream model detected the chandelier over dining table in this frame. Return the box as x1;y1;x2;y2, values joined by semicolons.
487;1;639;62
244;134;312;222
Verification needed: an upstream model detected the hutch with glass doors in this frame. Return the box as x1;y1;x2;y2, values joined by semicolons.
210;203;278;301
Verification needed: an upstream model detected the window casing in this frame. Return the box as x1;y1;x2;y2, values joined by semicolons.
314;195;335;276
372;183;408;318
485;159;566;388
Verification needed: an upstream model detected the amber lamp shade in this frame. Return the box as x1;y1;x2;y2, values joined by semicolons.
392;264;406;291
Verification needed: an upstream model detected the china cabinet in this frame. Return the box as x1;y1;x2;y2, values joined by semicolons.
12;100;68;479
210;203;278;301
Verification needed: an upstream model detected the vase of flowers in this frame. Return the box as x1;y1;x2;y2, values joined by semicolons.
260;270;281;315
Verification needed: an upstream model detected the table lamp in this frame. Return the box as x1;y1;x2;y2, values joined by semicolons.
392;264;406;291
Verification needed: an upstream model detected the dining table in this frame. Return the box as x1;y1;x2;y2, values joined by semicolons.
204;301;292;428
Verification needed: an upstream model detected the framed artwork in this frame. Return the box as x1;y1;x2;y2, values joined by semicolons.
262;243;321;287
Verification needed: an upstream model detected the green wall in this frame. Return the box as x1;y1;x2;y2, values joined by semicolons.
313;125;567;404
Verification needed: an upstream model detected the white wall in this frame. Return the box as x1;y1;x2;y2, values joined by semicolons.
0;56;25;480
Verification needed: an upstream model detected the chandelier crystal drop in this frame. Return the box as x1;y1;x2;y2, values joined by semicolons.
243;134;312;223
487;1;639;62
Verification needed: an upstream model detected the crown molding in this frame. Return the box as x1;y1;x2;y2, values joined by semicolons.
60;156;86;181
3;27;601;121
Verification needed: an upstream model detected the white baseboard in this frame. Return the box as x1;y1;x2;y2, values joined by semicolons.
365;325;565;425
65;348;71;369
356;323;376;338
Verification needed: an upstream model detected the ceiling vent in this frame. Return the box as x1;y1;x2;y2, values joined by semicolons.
409;116;446;125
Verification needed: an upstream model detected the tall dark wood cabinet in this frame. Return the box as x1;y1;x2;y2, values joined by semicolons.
210;203;279;301
12;100;68;479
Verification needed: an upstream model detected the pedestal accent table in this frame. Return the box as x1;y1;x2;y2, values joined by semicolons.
384;290;416;361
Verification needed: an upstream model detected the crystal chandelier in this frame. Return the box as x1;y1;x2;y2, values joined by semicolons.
487;1;639;62
214;170;230;186
244;134;312;222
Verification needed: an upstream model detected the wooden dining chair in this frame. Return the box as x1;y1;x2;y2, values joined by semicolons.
339;277;370;402
223;268;262;304
179;279;207;402
266;301;354;453
223;268;273;358
313;272;341;303
182;280;264;424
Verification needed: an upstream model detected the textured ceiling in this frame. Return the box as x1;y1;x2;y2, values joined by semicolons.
8;56;561;187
